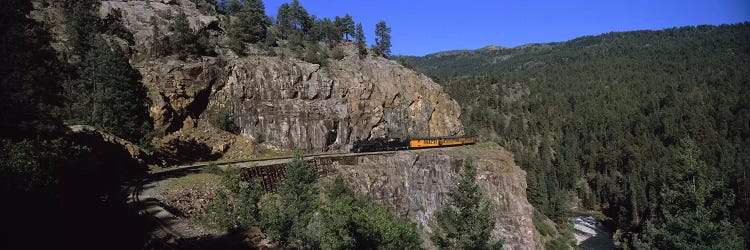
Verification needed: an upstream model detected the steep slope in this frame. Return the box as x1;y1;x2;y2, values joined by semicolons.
138;53;463;152
322;144;535;249
94;0;463;153
403;23;750;248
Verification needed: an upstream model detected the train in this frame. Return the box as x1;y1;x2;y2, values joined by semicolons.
350;135;476;153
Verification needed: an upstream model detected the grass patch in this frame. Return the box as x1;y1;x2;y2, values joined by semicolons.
251;150;293;160
165;173;222;190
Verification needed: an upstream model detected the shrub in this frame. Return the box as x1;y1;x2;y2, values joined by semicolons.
206;171;264;230
212;111;240;134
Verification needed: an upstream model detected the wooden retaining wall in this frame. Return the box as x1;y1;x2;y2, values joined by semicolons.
240;156;339;192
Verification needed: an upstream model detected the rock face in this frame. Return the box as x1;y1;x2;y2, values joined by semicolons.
322;145;536;249
137;53;464;152
99;0;220;60
68;125;152;165
94;0;463;152
212;55;464;151
33;0;465;153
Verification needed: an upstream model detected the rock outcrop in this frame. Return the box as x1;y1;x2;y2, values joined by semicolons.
321;145;536;249
213;54;464;151
99;0;221;60
33;0;465;153
68;125;152;165
136;50;463;152
92;0;464;152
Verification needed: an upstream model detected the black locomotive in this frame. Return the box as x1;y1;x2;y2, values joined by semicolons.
351;138;408;153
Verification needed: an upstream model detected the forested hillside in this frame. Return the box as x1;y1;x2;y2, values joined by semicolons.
403;23;750;248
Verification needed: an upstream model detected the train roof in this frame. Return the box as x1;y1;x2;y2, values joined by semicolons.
408;135;476;140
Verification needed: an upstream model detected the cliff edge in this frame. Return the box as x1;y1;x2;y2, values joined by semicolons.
323;144;536;249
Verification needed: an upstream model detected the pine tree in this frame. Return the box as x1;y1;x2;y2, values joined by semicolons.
224;0;243;14
374;20;392;57
261;151;320;248
169;10;197;58
276;3;292;36
64;0;100;57
431;157;503;249
355;23;367;58
340;14;355;40
227;0;271;54
65;38;153;144
289;0;311;33
636;138;746;249
149;16;167;57
1;0;63;139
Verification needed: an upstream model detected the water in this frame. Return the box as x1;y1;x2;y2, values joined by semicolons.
578;229;614;250
574;216;615;250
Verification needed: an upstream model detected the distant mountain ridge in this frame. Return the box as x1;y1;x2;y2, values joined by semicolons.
401;22;750;76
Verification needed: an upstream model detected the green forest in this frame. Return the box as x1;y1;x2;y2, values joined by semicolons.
403;23;750;248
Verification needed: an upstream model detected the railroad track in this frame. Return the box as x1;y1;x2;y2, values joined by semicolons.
151;150;396;176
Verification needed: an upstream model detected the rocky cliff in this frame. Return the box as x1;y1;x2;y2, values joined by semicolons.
31;0;464;154
321;145;536;249
94;0;464;153
136;50;463;152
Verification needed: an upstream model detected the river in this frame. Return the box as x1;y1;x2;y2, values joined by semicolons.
574;216;615;250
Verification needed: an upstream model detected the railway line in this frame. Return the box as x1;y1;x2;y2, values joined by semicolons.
151;150;394;176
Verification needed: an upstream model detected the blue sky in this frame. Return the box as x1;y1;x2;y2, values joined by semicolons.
260;0;750;56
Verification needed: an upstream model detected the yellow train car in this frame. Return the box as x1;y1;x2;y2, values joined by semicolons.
408;135;476;149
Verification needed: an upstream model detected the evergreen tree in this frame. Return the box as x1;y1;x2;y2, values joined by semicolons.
64;0;100;57
311;17;338;42
276;3;292;35
261;151;320;248
340;14;356;40
224;0;243;14
64;38;153;144
355;23;367;58
1;0;63;139
431;157;503;249
169;10;197;57
636;138;746;249
276;0;311;39
320;177;424;249
149;16;167;57
289;0;311;33
227;0;271;54
374;20;392;57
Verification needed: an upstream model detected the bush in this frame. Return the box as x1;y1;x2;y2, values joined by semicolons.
320;177;424;249
254;132;265;144
212;111;240;134
431;157;503;249
206;171;264;230
397;57;415;70
331;47;345;60
260;151;320;247
302;42;329;67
